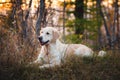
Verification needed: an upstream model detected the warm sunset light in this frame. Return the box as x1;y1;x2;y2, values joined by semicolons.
0;0;120;79
102;0;115;8
1;0;6;2
0;0;116;10
0;0;119;15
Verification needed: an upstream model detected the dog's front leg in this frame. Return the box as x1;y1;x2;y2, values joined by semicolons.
30;57;43;65
30;53;44;65
39;64;56;68
33;57;44;64
39;57;61;68
30;47;46;64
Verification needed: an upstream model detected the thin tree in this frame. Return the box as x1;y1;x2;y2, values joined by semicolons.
74;0;84;34
63;0;66;42
97;0;111;48
36;0;45;36
115;0;120;48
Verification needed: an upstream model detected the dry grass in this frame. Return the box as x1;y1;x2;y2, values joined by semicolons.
1;16;120;80
0;52;120;80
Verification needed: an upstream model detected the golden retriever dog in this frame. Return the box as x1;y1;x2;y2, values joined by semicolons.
32;27;106;68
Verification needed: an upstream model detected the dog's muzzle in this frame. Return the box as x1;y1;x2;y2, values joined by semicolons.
38;37;49;45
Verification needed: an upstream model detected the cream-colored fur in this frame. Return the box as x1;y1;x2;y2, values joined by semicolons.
32;27;104;68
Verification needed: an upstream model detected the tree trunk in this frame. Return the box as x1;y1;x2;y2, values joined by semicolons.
115;0;120;48
97;0;111;48
25;0;32;20
36;0;45;36
74;0;84;34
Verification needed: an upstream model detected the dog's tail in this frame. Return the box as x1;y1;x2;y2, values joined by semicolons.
98;50;107;57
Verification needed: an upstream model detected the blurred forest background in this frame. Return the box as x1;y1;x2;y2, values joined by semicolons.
0;0;120;80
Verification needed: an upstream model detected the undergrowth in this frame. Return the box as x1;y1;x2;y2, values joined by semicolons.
1;15;120;80
0;53;120;80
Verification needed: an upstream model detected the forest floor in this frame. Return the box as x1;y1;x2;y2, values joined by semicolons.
0;50;120;80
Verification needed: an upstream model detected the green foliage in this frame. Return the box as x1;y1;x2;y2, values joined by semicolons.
65;12;104;49
65;34;82;44
65;16;102;45
1;52;120;80
66;18;102;33
65;0;103;41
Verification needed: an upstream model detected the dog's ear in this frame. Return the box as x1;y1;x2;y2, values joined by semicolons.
52;29;60;42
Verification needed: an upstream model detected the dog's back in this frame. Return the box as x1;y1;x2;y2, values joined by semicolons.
63;44;93;58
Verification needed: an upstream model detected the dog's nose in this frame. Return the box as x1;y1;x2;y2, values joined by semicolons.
38;36;42;41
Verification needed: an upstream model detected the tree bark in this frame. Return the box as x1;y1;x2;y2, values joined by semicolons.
115;0;120;48
36;0;45;36
25;0;32;20
97;0;111;48
74;0;84;34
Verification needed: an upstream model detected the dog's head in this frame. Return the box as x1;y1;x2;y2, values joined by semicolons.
38;27;60;45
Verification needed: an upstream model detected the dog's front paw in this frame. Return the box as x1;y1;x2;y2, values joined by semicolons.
30;60;39;64
39;64;51;69
39;65;45;69
29;62;33;64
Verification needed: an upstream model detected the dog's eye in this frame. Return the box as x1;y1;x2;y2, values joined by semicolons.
46;32;50;35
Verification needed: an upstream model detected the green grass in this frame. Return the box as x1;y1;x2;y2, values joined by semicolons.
1;52;120;80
